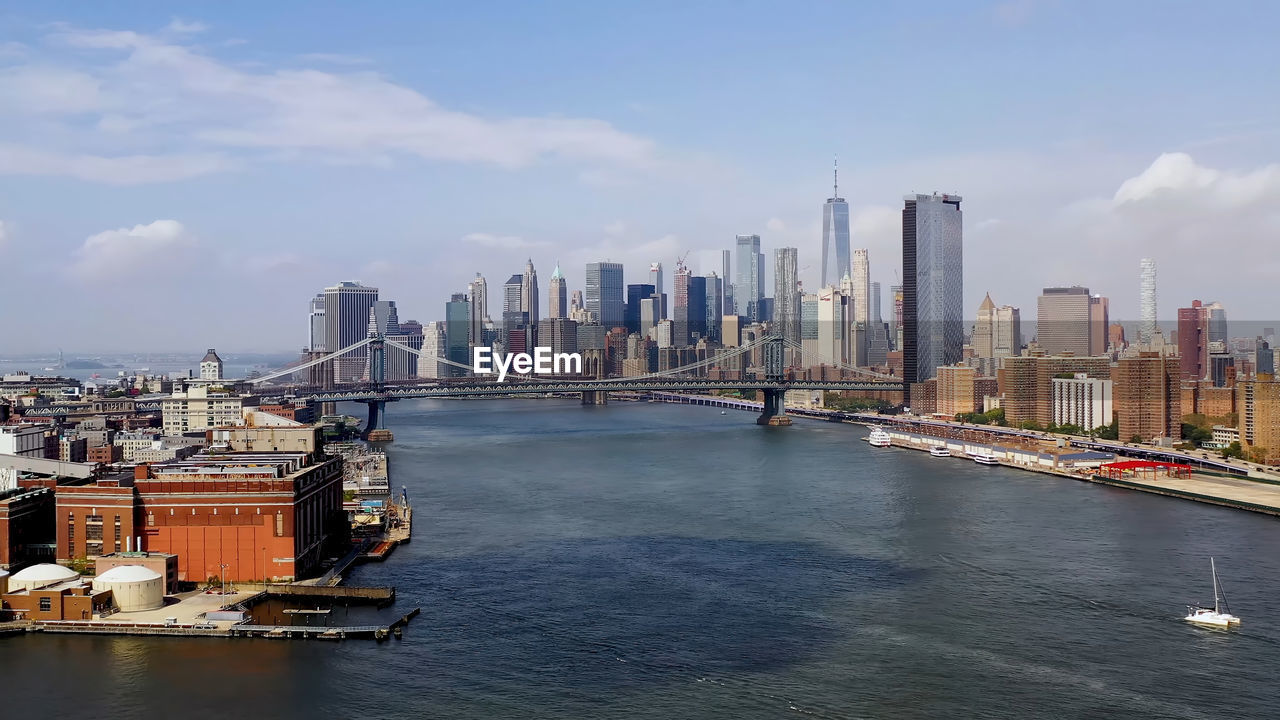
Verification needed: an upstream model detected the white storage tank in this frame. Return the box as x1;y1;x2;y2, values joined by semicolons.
92;565;164;612
9;563;79;591
0;568;8;595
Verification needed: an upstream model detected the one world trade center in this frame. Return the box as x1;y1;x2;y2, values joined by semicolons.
821;158;850;288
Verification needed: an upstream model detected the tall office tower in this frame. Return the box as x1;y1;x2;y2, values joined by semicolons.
445;293;471;376
673;262;690;309
1089;295;1110;355
1177;300;1210;380
548;264;567;319
994;304;1022;358
1139;258;1157;346
418;321;447;378
721;250;733;315
674;275;707;347
821;158;851;288
367;299;400;337
391;319;423;381
323;281;379;382
868;280;888;366
1238;374;1280;464
625;283;656;333
891;284;904;351
1037;286;1091;356
586;262;625;329
734;234;763;322
537;317;578;358
974;292;996;357
502;274;526;344
902;194;963;383
649;263;665;319
704;272;724;343
570;290;583;314
1206;301;1227;350
521;258;540;328
773;247;800;344
639;297;660;339
800;293;819;365
468;273;488;347
816;286;847;365
1258;339;1275;376
850;249;870;324
366;300;411;380
308;293;326;352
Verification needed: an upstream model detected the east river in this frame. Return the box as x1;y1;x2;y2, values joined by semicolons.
4;400;1280;718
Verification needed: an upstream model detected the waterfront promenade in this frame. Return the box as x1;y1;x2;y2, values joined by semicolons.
650;391;1280;517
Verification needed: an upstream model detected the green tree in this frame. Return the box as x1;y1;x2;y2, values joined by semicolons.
1181;423;1212;446
1020;420;1045;431
1096;421;1119;440
1221;441;1245;460
1130;434;1144;443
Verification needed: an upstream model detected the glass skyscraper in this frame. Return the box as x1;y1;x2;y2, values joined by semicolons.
821;160;850;288
773;247;800;344
734;234;763;322
902;193;963;384
586;262;625;329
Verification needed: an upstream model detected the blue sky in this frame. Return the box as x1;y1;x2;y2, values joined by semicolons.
1;1;1278;352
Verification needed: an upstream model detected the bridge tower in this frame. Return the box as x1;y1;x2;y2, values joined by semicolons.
757;335;792;426
364;332;394;442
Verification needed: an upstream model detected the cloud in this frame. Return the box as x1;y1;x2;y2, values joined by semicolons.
765;217;786;233
164;19;209;35
463;232;547;249
0;25;657;183
603;220;626;236
0;144;237;184
1113;152;1280;209
72;219;194;277
297;53;373;66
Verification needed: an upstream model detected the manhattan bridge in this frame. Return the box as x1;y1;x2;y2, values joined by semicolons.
244;333;905;439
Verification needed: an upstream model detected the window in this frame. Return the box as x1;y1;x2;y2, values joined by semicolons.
39;598;52;612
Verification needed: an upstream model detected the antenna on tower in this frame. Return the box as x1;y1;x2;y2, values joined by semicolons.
833;155;839;198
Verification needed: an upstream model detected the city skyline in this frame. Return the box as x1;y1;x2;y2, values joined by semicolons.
2;5;1280;352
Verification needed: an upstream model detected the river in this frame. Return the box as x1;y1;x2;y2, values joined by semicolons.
3;399;1279;718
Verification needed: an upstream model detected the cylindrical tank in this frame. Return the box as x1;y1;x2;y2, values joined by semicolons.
8;563;79;591
92;565;164;612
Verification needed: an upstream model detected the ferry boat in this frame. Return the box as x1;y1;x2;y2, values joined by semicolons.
867;428;892;447
930;445;951;457
1185;558;1241;629
969;450;1000;465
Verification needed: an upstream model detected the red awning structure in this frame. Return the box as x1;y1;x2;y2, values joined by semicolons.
1098;460;1193;480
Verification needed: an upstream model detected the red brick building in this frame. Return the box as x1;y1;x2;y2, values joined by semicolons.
56;482;139;560
87;445;123;464
135;452;343;583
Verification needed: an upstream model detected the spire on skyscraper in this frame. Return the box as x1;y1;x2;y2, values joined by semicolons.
833;155;838;198
551;262;562;280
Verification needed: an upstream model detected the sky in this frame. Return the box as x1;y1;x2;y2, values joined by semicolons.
1;1;1278;353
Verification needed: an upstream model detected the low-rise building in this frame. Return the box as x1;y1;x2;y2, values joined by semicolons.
162;386;252;435
0;424;47;457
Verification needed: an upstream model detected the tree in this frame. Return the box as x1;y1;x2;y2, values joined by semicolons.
1096;421;1119;440
1221;441;1245;460
1130;434;1144;443
1020;420;1045;431
1181;423;1212;446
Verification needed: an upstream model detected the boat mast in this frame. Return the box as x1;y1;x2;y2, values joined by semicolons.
1212;557;1220;613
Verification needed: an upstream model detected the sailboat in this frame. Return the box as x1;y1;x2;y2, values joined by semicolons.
1184;557;1241;628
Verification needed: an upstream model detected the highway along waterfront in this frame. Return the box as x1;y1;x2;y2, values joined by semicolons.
4;399;1280;719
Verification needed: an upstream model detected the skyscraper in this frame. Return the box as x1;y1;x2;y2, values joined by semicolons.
625;283;656;333
1037;286;1091;356
1177;300;1210;380
821;159;851;288
570;290;583;314
1089;294;1110;355
974;293;996;358
445;293;470;377
323;281;379;382
704;272;723;343
850;249;870;324
521;258;540;329
1206;301;1227;350
586;262;625;329
773;247;800;344
1139;258;1157;346
867;280;888;366
721;250;732;317
468;274;488;348
674;274;707;347
902;194;963;384
734;234;763;322
891;284;904;351
649;262;665;319
502;274;526;344
548;264;567;319
308;293;325;352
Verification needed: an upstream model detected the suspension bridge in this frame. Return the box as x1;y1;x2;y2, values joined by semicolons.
242;333;905;439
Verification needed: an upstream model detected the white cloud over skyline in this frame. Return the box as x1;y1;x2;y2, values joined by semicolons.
0;10;1276;354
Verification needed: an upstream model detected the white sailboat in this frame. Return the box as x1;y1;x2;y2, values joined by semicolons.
1184;557;1241;628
